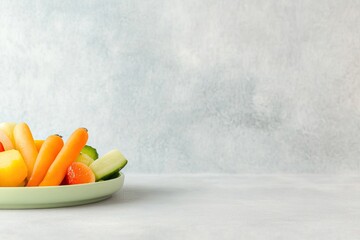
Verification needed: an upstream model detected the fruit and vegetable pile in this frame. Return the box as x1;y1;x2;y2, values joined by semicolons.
0;122;127;187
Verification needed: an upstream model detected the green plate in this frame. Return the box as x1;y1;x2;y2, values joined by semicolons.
0;173;124;209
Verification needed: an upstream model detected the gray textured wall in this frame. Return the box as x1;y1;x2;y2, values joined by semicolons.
0;1;359;173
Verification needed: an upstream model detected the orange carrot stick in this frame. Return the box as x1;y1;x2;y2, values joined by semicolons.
27;135;64;187
39;128;88;186
13;122;38;179
0;129;15;150
34;139;45;152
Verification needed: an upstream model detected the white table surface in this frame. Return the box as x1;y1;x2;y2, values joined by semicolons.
0;174;359;240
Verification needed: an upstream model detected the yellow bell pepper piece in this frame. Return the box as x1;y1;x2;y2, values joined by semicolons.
0;150;28;187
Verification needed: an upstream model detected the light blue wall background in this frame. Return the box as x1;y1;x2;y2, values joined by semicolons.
0;1;359;173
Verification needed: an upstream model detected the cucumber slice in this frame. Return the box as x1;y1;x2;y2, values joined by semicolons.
101;171;120;180
90;149;127;181
81;145;98;160
75;152;95;166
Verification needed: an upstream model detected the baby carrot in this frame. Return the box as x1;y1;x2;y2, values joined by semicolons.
34;139;45;152
27;135;64;187
0;129;15;150
39;128;88;186
13;122;38;179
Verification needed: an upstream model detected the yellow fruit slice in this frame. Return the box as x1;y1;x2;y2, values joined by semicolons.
0;150;28;187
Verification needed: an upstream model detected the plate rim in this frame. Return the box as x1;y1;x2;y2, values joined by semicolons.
0;172;125;209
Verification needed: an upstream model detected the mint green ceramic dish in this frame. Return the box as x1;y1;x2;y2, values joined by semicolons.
0;173;124;209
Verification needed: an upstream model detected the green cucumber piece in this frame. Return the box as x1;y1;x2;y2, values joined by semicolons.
101;171;120;180
81;145;98;160
90;149;127;181
75;153;95;166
